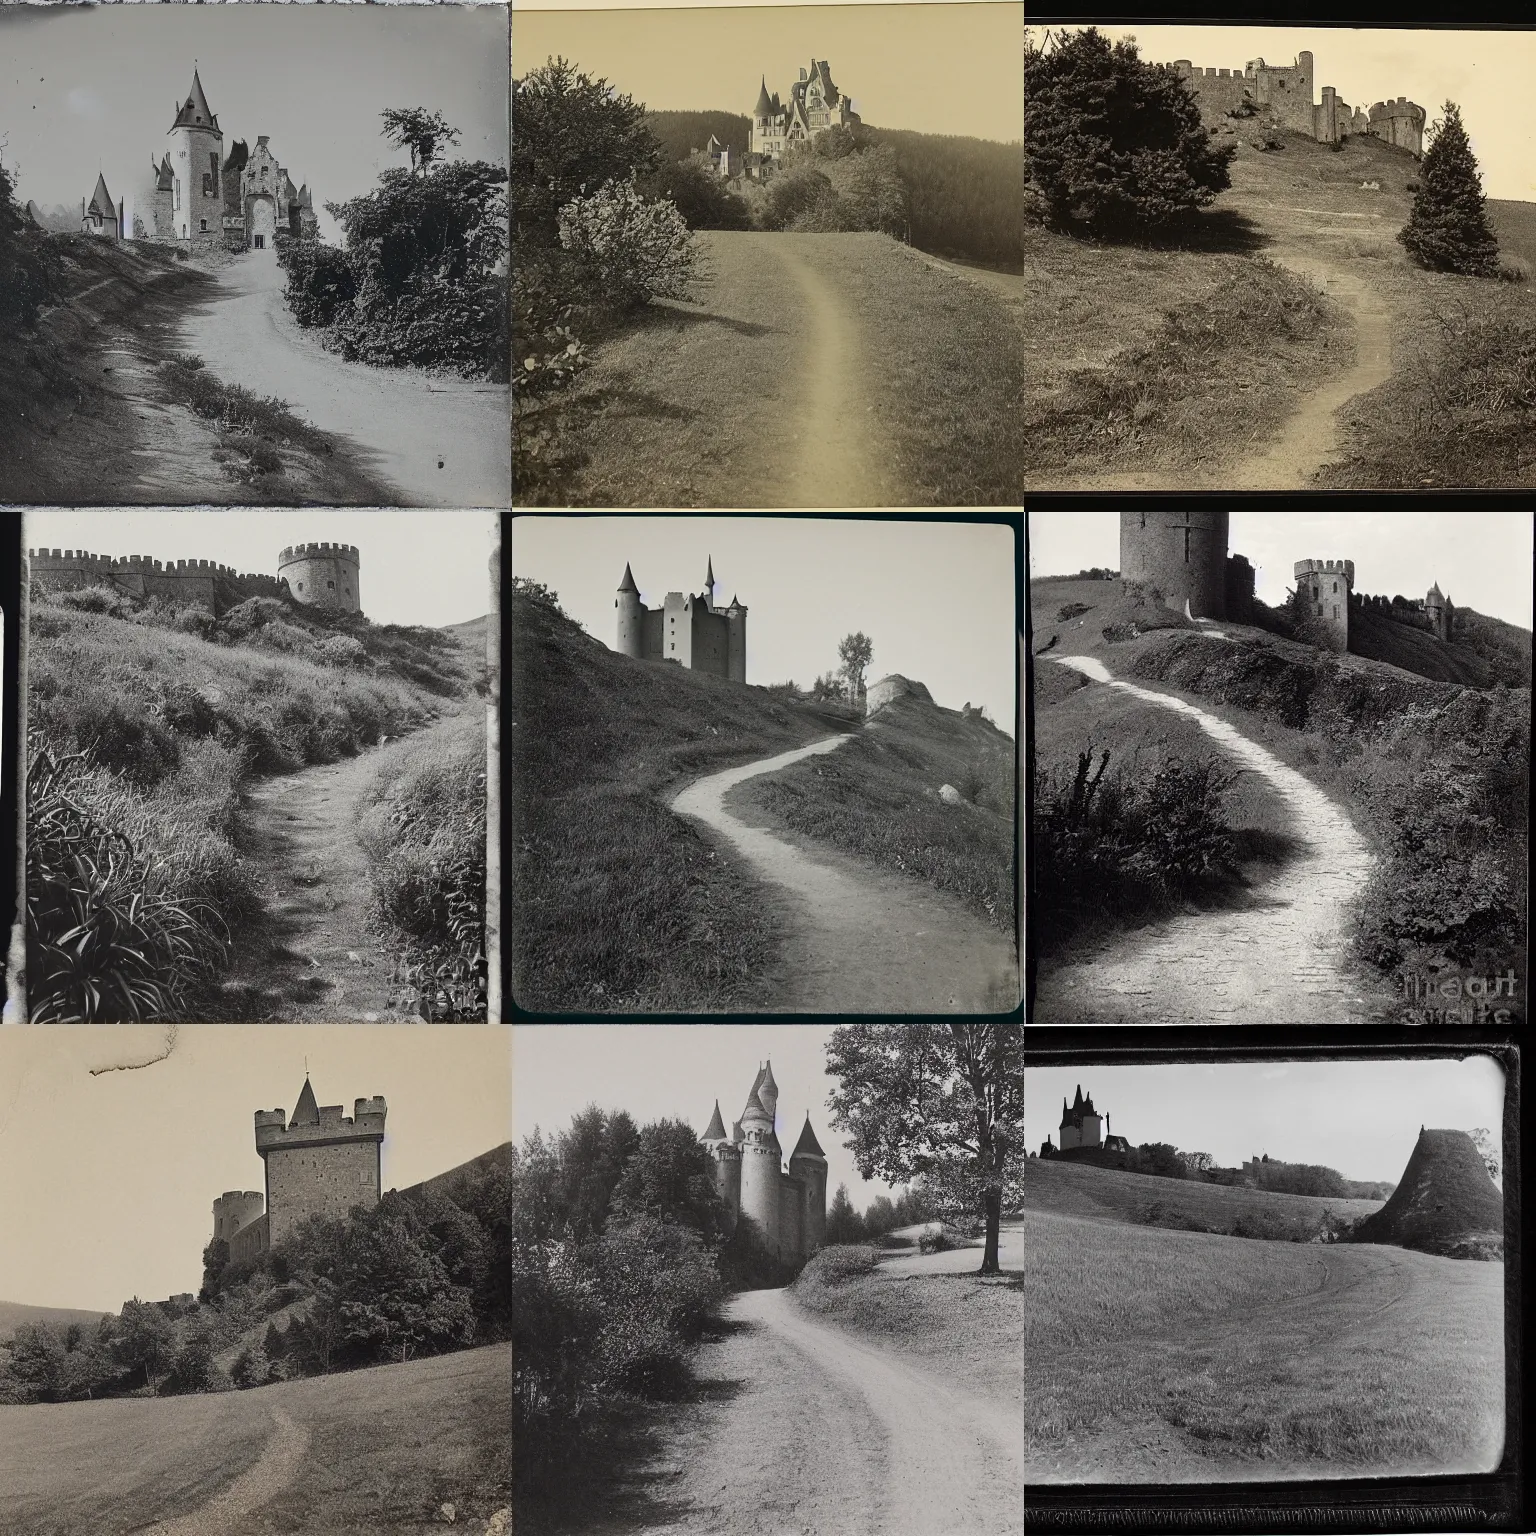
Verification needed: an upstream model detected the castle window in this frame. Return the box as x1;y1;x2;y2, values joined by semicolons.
200;219;207;232
1316;603;1323;616
1332;581;1338;594
1333;606;1339;619
297;582;304;592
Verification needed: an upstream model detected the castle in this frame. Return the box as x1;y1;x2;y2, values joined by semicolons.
615;556;748;682
1119;512;1452;656
1167;51;1425;155
80;173;124;241
28;541;361;616
1038;1084;1130;1162
211;1076;387;1267
701;1061;828;1263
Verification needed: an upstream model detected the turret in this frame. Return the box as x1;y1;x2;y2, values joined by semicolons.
737;1074;781;1254
167;68;224;242
788;1115;828;1253
615;561;643;658
756;1059;779;1126
1293;558;1353;653
703;554;716;613
701;1099;741;1225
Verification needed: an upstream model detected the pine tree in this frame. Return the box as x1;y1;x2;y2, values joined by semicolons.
1399;102;1500;277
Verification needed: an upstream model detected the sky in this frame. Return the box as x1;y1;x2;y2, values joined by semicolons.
512;1024;903;1209
0;1026;512;1314
512;514;1019;729
1028;510;1535;633
26;510;498;629
1035;26;1536;204
512;2;1024;144
1025;1056;1506;1184
0;4;508;244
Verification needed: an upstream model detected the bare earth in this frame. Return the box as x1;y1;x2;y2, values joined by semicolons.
178;248;510;506
147;1407;311;1536
646;1286;1022;1536
671;737;1020;1013
1034;656;1380;1024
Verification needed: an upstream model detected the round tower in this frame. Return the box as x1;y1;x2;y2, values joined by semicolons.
168;68;224;243
278;541;361;614
723;594;748;684
1119;510;1229;619
1293;558;1354;653
737;1085;781;1255
788;1115;828;1254
615;561;643;658
701;1098;742;1224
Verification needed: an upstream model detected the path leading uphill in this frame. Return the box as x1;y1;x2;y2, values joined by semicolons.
149;1408;310;1536
645;1286;1022;1535
1034;656;1378;1023
671;737;1020;1013
178;249;509;506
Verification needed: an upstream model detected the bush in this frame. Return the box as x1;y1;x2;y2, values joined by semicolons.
640;155;750;231
0;158;61;335
557;176;698;310
279;238;357;328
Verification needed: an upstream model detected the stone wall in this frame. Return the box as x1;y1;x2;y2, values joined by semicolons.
28;549;287;615
1119;510;1229;619
263;1140;380;1247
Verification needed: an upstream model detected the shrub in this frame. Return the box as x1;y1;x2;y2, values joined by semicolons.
279;238;357;327
640;155;750;231
557;176;698;310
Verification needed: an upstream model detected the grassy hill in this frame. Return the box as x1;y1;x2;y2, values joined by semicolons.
510;584;860;1012
0;1303;110;1342
1352;1128;1503;1260
0;1342;510;1536
1489;198;1536;270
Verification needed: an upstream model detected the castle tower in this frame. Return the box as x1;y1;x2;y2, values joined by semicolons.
1293;558;1354;653
702;554;717;613
788;1115;828;1254
211;1190;265;1245
723;594;748;685
167;68;224;243
615;561;644;658
278;542;361;614
254;1077;386;1247
1424;582;1454;642
702;1099;742;1226
1059;1085;1102;1153
755;1060;779;1126
737;1076;781;1254
1119;510;1229;619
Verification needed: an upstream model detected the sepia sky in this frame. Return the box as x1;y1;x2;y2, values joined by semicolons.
1029;510;1535;633
1037;26;1536;203
1025;1056;1506;1184
513;514;1019;729
0;3;508;244
0;1027;512;1314
26;510;498;629
513;1024;904;1208
512;2;1024;144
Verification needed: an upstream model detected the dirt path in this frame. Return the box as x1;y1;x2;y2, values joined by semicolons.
215;717;457;1021
647;1287;1021;1535
1034;656;1380;1024
671;737;1020;1013
148;1407;310;1535
178;249;509;506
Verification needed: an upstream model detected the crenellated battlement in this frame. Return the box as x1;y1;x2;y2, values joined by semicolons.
1293;558;1356;584
279;542;360;562
254;1097;386;1153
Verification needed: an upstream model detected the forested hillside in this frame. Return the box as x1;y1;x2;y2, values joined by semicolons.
646;109;751;162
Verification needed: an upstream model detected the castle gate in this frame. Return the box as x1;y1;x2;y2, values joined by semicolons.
249;197;276;250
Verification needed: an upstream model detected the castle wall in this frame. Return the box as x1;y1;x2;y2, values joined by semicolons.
1294;558;1353;652
662;592;692;667
713;1149;742;1226
278;542;361;614
212;1190;265;1244
27;550;281;614
790;1157;827;1253
690;606;729;680
264;1139;381;1247
739;1141;780;1254
727;610;747;683
228;1213;269;1265
778;1175;805;1263
1119;510;1229;619
641;607;664;660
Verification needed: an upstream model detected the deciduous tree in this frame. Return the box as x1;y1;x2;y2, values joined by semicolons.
837;632;874;700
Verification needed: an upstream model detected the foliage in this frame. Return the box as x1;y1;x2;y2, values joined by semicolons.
837;630;874;698
382;107;461;177
609;1120;732;1242
1024;28;1236;238
644;110;752;164
114;1300;177;1393
1468;1127;1501;1184
1399;103;1500;277
557;176;698;309
0;158;62;335
826;1024;1023;1273
278;240;356;328
755;142;907;235
639;155;750;231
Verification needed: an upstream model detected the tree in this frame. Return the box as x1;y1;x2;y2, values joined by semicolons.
1399;102;1500;277
837;632;874;701
1024;27;1236;238
609;1118;730;1242
114;1299;176;1393
3;1324;66;1402
826;1024;1022;1274
640;156;750;231
824;1183;866;1244
1469;1127;1501;1184
200;1236;230;1299
381;107;462;178
1179;1150;1214;1175
1130;1142;1187;1181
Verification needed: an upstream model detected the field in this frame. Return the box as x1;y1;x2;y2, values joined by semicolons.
0;1342;511;1535
1023;1172;1504;1482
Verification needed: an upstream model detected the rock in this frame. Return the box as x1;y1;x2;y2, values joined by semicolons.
439;1504;456;1524
485;1513;512;1536
865;673;934;718
939;784;962;805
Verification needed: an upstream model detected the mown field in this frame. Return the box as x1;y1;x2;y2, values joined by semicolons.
0;1343;511;1536
1025;1203;1504;1481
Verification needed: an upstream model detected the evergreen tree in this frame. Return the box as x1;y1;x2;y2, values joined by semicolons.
1024;28;1235;238
1399;102;1500;277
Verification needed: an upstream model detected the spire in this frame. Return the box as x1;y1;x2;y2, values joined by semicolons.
791;1115;825;1158
291;1076;320;1127
171;68;219;133
755;76;774;118
86;172;116;220
703;1099;727;1141
618;561;638;594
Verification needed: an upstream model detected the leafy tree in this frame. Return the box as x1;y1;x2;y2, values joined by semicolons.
557;177;698;309
165;1317;217;1395
830;145;908;236
1399;103;1500;277
756;164;839;232
231;1343;271;1390
558;1106;640;1240
610;1118;730;1241
640;155;750;231
3;1324;66;1402
824;1183;866;1243
1469;1127;1501;1184
826;1024;1023;1274
200;1236;230;1299
114;1299;176;1392
0;157;58;336
382;107;462;178
1129;1142;1187;1180
1179;1150;1215;1175
837;632;874;700
1024;27;1235;238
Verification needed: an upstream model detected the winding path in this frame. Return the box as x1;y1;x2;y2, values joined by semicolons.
148;1407;310;1535
178;249;509;506
671;737;1020;1013
1034;656;1377;1023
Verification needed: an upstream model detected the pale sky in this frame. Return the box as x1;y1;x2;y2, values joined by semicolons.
0;1026;512;1314
1028;510;1535;633
0;4;508;244
1040;26;1536;204
512;1024;902;1209
513;514;1019;729
513;3;1024;144
1025;1056;1506;1185
26;510;498;629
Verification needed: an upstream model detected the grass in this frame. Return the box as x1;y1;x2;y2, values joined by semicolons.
792;1240;1022;1409
1024;1206;1503;1478
510;585;859;1011
725;690;1017;933
1352;1130;1504;1260
0;1343;510;1536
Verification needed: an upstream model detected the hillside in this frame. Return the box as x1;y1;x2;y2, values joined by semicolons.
510;585;860;1012
1489;198;1536;270
0;1302;111;1342
646;109;751;162
1352;1128;1504;1260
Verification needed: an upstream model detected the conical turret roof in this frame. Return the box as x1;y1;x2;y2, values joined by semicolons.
755;76;774;117
1428;582;1444;601
155;153;175;192
291;1077;320;1127
86;173;116;221
705;554;716;586
791;1115;825;1158
618;561;638;594
171;69;219;133
703;1099;727;1141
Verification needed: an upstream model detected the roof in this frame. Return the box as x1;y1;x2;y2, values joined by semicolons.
86;173;116;221
759;1059;777;1098
155;153;175;191
790;1115;825;1158
290;1077;320;1127
171;68;219;133
618;561;638;594
705;134;722;154
705;554;716;586
755;76;774;117
1427;582;1444;600
703;1100;727;1140
223;140;249;175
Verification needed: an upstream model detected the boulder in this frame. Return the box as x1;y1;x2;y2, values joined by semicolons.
939;783;962;805
865;673;934;718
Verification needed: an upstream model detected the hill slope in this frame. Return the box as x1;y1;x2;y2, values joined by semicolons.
1352;1128;1503;1259
0;1302;111;1342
